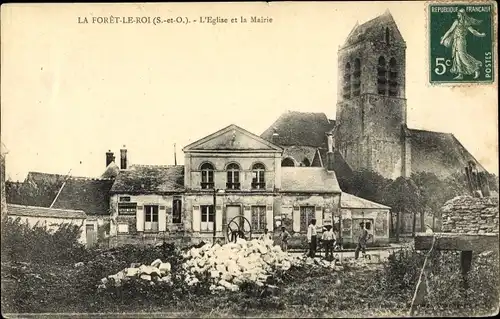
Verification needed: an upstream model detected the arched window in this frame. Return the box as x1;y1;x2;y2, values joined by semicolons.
352;58;361;97
342;63;351;100
226;163;240;190
377;56;387;96
388;58;398;97
301;158;311;167
281;158;295;167
385;27;391;44
200;163;214;189
251;163;266;189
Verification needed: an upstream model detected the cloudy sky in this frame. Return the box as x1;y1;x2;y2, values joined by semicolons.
1;2;498;181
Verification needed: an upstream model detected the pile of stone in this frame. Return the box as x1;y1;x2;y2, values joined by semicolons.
98;259;172;289
442;196;499;234
182;238;302;292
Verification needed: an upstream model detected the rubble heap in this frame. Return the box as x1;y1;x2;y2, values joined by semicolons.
98;259;172;289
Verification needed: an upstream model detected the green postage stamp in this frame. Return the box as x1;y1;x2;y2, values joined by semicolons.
429;2;494;84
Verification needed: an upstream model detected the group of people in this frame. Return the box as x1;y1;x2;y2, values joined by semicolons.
256;219;370;260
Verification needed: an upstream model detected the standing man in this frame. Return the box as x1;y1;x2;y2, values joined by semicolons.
279;226;290;252
321;225;335;261
307;219;317;258
259;228;272;242
355;222;368;259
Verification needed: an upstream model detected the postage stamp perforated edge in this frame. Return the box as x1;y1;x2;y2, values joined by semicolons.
425;0;498;87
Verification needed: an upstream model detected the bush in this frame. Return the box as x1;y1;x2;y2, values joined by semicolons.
1;216;87;265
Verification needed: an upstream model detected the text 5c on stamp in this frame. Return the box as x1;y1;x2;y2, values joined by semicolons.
429;3;494;84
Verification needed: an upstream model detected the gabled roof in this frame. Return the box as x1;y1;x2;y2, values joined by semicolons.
342;10;405;48
409;129;486;179
7;203;87;219
110;165;185;194
52;178;114;215
183;124;283;153
280;167;341;193
261;111;335;148
340;192;390;209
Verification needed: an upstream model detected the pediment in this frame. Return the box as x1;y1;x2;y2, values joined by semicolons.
183;124;283;152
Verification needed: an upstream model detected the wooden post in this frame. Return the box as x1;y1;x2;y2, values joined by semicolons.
396;211;400;243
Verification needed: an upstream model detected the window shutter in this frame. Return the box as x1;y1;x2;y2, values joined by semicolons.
158;206;167;232
192;206;201;232
293;207;301;232
215;206;223;232
266;205;274;232
315;207;323;228
136;206;144;232
244;207;252;233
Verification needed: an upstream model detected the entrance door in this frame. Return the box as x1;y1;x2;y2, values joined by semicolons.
86;224;97;247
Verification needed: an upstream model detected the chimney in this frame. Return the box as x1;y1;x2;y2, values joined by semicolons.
326;133;335;171
106;150;115;167
120;146;127;170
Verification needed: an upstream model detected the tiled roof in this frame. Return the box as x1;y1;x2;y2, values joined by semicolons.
283;146;318;166
261;111;335;148
409;129;486;179
110;165;185;194
52;178;114;215
340;192;390;209
280;167;341;193
7;203;87;219
25;171;89;185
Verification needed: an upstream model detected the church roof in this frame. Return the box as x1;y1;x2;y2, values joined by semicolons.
261;111;335;148
281;167;341;193
343;10;404;48
52;178;114;215
110;165;185;194
318;148;354;181
409;129;486;179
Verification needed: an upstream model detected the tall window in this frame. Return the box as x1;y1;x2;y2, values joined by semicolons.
172;197;182;224
226;163;240;190
342;63;351;100
281;158;295;167
385;27;391;44
251;163;266;189
251;206;267;231
388;58;398;97
352;58;361;97
300;206;315;232
377;56;387;96
144;205;159;232
200;163;214;189
200;205;214;231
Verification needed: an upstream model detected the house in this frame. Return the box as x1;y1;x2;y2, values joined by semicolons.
108;124;391;246
6;203;87;244
261;11;487;181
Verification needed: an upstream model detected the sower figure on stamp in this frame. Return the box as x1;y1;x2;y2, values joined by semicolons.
440;8;486;79
355;222;368;259
307;219;317;258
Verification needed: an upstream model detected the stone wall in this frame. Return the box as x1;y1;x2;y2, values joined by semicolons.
441;195;499;234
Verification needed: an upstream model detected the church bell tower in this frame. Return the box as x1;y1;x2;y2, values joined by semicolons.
334;10;411;179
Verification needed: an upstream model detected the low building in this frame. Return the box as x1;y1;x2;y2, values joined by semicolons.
108;124;390;247
6;203;87;244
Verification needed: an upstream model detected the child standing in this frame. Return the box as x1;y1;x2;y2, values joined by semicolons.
279;226;290;252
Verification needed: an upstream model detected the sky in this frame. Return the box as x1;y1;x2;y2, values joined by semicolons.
1;2;498;181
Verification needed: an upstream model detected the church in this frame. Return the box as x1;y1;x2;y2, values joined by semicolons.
261;10;486;180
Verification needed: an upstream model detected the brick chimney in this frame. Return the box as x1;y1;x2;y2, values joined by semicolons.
271;128;279;145
120;146;127;170
106;150;115;167
326;133;335;171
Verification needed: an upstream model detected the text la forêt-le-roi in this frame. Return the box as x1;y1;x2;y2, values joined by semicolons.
77;16;274;25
